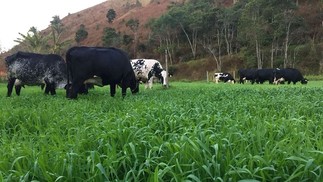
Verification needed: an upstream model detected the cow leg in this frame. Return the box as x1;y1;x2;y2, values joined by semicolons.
120;81;128;98
121;86;127;98
72;82;83;99
269;79;274;84
7;78;16;97
67;80;84;99
50;88;56;95
43;80;56;95
239;78;244;84
78;84;89;95
49;83;56;95
110;83;116;97
15;85;22;96
132;82;139;94
148;78;153;89
44;83;56;95
44;79;51;95
44;85;50;94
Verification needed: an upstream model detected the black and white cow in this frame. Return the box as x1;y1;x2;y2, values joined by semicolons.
65;46;139;99
274;68;308;84
131;59;167;89
238;69;258;84
213;72;235;83
5;51;67;97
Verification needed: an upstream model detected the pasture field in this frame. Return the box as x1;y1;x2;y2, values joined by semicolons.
0;81;323;181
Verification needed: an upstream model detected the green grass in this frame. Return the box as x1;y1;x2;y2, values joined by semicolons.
0;81;323;181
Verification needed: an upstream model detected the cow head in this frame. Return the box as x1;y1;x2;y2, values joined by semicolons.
213;73;222;83
301;78;308;84
149;62;165;83
131;80;140;94
126;70;139;94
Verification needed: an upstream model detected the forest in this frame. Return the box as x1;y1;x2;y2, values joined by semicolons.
144;0;323;75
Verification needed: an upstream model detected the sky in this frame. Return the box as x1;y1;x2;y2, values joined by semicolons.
0;0;106;51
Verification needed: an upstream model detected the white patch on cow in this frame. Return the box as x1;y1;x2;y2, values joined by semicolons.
14;79;22;86
274;77;285;85
9;61;24;77
84;76;103;87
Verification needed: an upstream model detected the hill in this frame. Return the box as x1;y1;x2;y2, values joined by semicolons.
53;0;174;47
1;0;237;79
0;0;179;76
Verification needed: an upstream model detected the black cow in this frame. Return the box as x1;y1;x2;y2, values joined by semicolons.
214;72;235;83
238;69;258;84
65;46;139;99
5;51;67;97
274;68;308;84
256;68;276;84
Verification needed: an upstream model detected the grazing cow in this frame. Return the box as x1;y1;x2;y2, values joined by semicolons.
5;51;67;97
131;59;167;89
238;69;258;84
255;68;276;84
65;46;139;99
213;72;235;83
274;68;308;84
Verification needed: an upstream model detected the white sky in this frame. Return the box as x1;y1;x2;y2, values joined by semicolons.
0;0;106;51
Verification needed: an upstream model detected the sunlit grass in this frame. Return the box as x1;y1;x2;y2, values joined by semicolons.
0;81;322;181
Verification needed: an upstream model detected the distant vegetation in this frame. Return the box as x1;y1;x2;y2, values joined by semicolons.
75;24;88;44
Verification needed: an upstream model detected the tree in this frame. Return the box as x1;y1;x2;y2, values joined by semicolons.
296;2;323;72
75;24;88;44
106;9;116;23
126;19;140;57
14;27;48;53
200;7;225;71
49;16;70;55
166;1;214;60
267;1;299;68
102;27;120;47
238;0;271;69
148;14;179;65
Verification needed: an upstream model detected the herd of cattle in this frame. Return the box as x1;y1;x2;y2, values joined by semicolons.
5;46;167;99
4;46;308;99
214;68;308;85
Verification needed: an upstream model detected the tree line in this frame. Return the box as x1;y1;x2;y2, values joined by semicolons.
146;0;323;74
